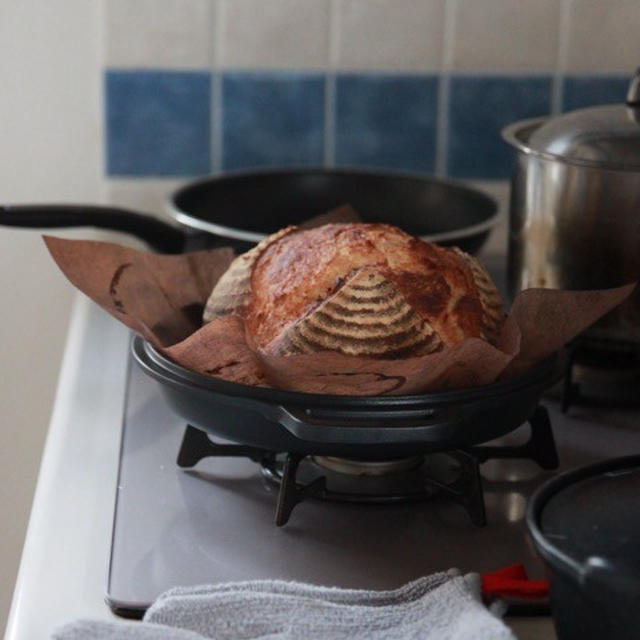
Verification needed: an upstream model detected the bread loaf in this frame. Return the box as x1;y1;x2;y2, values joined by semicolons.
204;223;504;358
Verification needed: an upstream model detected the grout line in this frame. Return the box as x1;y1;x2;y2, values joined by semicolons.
211;72;223;175
328;0;341;69
552;0;572;115
211;0;223;174
434;75;450;179
98;0;108;200
324;0;340;167
435;0;457;178
324;74;336;167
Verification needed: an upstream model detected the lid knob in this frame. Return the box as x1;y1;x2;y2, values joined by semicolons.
626;68;640;107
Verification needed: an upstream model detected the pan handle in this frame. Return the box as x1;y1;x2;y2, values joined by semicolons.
275;405;458;444
0;204;186;253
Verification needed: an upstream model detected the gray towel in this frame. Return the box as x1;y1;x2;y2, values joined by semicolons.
52;571;515;640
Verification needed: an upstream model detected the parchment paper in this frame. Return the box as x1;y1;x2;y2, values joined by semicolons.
44;235;635;395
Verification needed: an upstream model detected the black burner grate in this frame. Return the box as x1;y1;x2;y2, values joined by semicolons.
261;449;487;526
177;405;558;528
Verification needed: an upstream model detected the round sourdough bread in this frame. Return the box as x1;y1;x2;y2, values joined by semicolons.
203;223;504;358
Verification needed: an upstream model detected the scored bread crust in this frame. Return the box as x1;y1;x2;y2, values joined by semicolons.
450;247;505;345
271;266;444;357
204;223;504;359
202;226;296;323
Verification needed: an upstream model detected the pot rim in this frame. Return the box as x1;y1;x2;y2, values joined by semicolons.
164;166;502;244
502;117;640;173
526;454;640;586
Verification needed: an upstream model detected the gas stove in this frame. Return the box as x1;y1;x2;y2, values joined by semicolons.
106;350;640;619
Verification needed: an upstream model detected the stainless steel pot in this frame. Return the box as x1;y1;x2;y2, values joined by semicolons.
503;70;640;346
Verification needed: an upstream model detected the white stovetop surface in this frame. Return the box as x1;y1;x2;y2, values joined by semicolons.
5;294;555;640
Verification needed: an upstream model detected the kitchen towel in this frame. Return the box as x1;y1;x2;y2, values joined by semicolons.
52;570;515;639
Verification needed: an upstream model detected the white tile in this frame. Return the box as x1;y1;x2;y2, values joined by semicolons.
219;0;330;70
565;0;640;73
105;0;214;69
335;0;445;71
106;178;189;220
451;0;561;73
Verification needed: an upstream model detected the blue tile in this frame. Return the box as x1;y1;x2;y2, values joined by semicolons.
562;75;629;111
447;75;552;179
334;74;438;173
106;71;211;177
222;73;325;171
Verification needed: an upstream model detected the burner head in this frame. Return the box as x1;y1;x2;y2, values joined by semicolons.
262;454;433;501
311;455;424;477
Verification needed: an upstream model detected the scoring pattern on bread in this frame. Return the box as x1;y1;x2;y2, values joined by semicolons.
270;267;443;357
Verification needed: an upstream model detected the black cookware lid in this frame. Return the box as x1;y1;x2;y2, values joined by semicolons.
533;456;640;578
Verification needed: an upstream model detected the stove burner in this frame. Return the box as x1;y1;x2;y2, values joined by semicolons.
562;338;640;411
311;455;424;476
176;405;558;528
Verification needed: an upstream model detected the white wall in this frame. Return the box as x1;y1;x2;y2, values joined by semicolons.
0;1;103;631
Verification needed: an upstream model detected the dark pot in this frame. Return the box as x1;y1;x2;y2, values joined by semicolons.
526;455;640;640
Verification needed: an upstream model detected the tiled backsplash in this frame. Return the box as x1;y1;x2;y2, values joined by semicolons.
104;0;638;186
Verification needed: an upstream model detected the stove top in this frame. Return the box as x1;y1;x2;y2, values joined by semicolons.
107;352;640;618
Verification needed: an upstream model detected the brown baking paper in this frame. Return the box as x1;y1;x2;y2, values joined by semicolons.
44;235;635;396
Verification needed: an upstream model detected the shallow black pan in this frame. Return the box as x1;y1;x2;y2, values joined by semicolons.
0;168;498;255
132;336;561;459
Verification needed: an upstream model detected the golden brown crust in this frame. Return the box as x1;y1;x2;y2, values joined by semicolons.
450;247;505;344
247;224;392;347
203;226;296;322
205;223;504;359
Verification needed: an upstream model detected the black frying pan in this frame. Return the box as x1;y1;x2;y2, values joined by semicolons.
0;168;498;254
133;336;562;459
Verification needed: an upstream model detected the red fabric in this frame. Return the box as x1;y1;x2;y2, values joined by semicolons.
481;564;549;599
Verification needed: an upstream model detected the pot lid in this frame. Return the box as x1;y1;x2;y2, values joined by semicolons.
538;456;640;571
513;70;640;170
